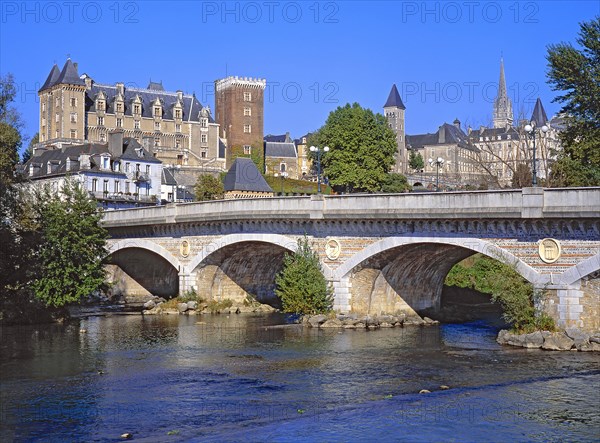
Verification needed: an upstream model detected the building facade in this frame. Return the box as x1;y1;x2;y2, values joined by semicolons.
38;59;223;171
23;131;162;209
215;76;266;168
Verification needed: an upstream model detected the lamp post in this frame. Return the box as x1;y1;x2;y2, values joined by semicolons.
309;145;329;193
274;171;288;195
428;157;444;191
524;122;548;187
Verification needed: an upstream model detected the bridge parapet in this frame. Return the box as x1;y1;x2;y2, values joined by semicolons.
102;187;600;228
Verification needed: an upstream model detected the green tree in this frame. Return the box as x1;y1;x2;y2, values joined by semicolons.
408;150;424;171
275;236;333;315
547;16;600;186
194;174;224;201
32;179;109;308
381;173;411;193
308;103;397;192
511;163;532;188
22;132;38;163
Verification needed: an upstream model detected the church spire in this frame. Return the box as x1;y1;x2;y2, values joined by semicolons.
493;57;513;128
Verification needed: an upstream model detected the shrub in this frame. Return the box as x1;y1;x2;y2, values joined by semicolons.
275;236;333;315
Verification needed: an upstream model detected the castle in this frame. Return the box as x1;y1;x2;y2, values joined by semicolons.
37;59;265;176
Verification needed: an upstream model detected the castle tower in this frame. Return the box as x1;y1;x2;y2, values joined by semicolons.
38;59;86;145
493;58;514;128
215;76;266;168
383;84;407;173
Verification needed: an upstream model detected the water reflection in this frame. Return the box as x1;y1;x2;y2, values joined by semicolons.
1;314;598;442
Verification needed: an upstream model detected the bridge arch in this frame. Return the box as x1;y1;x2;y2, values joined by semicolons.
106;239;182;299
334;236;545;316
558;252;600;285
109;239;182;271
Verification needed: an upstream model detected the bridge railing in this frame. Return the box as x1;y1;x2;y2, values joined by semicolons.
101;187;600;228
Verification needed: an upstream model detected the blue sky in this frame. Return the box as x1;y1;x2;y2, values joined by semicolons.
1;1;598;152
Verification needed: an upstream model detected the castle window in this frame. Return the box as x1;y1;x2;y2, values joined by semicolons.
134;120;140;130
176;124;181;133
70;129;77;139
201;151;207;158
42;117;46;126
56;97;60;108
97;116;104;126
243;124;251;133
201;134;207;143
243;145;251;154
177;154;183;165
134;104;141;115
201;118;208;128
243;92;251;102
42;102;46;112
154;121;160;131
97;100;105;111
154;136;160;147
116;118;123;128
175;109;181;119
117;103;123;113
244;107;251;116
154;106;161;117
176;139;181;148
70;97;76;107
70;113;77;123
55;113;60;122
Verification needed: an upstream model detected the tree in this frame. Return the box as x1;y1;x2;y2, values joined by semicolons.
408;150;424;172
547;16;600;186
511;163;532;188
22;132;38;163
380;173;411;193
308;103;397;192
275;236;333;315
194;174;224;201
32;179;109;308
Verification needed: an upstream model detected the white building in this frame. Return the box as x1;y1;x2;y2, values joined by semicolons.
22;130;162;209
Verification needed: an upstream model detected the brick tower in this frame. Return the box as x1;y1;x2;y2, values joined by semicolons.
215;76;266;168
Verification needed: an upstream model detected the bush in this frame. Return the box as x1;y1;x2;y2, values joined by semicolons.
275;236;333;315
445;254;555;333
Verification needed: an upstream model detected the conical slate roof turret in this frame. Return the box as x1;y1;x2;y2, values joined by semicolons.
384;84;406;109
223;158;273;193
55;59;85;87
39;64;61;92
530;97;548;127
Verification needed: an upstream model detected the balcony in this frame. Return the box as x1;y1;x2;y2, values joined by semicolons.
126;171;151;183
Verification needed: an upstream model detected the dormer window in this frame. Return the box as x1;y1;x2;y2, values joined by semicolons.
116;103;123;113
200;118;208;128
154;106;161;117
97;100;105;111
113;162;120;172
102;156;109;169
175;109;181;119
134;104;141;115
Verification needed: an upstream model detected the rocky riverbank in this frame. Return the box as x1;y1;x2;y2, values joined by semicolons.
497;327;600;352
141;296;277;316
303;313;439;329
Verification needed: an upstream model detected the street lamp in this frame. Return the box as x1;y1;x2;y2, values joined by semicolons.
309;145;329;193
428;157;444;191
274;171;288;195
524;122;548;187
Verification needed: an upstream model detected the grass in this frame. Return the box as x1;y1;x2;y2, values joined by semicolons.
264;175;332;195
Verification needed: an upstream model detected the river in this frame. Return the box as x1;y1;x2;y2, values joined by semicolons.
1;313;598;442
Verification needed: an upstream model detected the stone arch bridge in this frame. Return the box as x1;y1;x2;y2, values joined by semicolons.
102;188;600;332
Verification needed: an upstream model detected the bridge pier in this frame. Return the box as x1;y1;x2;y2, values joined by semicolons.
543;276;599;332
178;270;197;297
332;277;351;313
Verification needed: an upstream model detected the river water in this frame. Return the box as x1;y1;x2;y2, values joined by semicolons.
1;313;599;442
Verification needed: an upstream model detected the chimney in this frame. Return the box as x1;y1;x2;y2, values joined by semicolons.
108;129;124;157
285;131;290;142
176;90;183;101
453;118;461;130
467;126;472;135
438;126;446;144
79;154;91;170
116;82;125;96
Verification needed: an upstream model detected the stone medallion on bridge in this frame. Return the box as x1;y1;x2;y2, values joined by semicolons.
538;238;561;264
180;240;191;258
325;238;341;260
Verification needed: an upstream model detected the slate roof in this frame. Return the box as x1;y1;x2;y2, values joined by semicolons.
162;168;178;186
39;64;61;92
384;84;406;109
264;134;291;143
531;98;549;127
407;123;477;151
86;83;213;122
147;81;165;91
265;141;297;158
467;126;521;142
54;59;85;87
223;158;273;193
23;138;160;179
